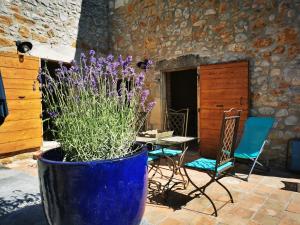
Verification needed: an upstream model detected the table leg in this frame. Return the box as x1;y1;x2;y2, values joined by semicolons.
163;145;190;192
161;153;177;192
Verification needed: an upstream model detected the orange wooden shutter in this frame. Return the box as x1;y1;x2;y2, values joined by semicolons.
0;52;42;154
198;61;249;158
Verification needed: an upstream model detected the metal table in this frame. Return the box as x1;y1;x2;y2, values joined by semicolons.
136;136;197;192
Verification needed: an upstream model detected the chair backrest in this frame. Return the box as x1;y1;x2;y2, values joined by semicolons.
215;108;241;172
235;117;274;157
164;108;189;136
138;112;148;132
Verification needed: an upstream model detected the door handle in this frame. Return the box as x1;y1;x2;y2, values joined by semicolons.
240;97;243;106
33;81;36;91
18;96;26;99
216;104;223;107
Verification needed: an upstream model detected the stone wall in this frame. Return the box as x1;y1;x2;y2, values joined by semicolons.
110;0;300;167
0;0;299;167
0;0;109;61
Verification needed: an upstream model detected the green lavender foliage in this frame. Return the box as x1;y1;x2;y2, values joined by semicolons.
39;52;155;162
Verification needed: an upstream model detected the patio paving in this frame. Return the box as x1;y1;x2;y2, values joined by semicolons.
1;156;300;225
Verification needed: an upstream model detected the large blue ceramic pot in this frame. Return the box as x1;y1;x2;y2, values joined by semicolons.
38;147;148;225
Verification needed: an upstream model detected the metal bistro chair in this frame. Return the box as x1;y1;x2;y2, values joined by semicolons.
149;108;189;157
148;108;189;188
184;108;241;217
166;108;189;136
138;112;149;132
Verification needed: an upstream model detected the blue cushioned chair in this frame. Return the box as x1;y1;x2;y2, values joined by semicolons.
234;117;275;181
149;108;189;159
184;108;241;217
148;108;189;182
148;155;158;162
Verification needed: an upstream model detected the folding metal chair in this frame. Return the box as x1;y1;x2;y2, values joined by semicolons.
184;108;241;217
234;117;275;181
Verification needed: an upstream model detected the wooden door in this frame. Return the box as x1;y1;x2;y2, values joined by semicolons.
198;61;249;158
0;52;42;155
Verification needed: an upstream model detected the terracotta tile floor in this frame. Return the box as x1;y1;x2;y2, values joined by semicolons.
145;164;300;225
2;156;300;225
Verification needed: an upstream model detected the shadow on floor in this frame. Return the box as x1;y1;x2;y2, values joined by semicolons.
0;204;47;225
234;161;300;179
0;192;41;216
148;184;194;211
281;180;300;193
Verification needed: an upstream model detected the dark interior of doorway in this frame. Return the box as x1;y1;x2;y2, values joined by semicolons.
166;69;197;137
40;59;70;141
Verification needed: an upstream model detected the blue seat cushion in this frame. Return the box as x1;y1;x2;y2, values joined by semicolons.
185;158;233;172
148;155;158;162
149;148;182;157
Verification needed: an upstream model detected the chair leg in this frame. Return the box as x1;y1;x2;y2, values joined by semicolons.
195;187;218;217
162;156;176;192
150;159;164;179
216;177;234;203
247;157;260;181
247;140;269;180
183;167;199;195
177;167;189;189
251;159;270;172
184;168;218;216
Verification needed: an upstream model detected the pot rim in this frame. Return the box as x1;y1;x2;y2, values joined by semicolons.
38;145;147;165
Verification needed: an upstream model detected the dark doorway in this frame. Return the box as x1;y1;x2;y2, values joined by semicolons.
40;59;70;141
166;69;198;137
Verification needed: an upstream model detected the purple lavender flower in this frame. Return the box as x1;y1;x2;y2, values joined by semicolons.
80;53;86;59
42;51;156;132
37;69;43;83
90;56;96;64
112;61;120;70
55;68;62;74
141;89;149;104
70;65;79;73
79;53;87;70
62;66;68;73
135;72;145;89
48;111;59;118
145;59;153;70
128;67;135;74
107;54;114;62
147;59;153;65
121;55;133;68
126;55;133;63
127;91;134;102
118;55;123;64
146;101;156;112
89;50;95;56
97;57;105;65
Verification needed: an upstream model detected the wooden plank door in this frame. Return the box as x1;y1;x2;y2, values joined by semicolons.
0;52;42;155
198;61;249;158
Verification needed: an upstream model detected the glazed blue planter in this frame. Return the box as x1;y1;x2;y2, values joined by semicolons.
38;147;148;225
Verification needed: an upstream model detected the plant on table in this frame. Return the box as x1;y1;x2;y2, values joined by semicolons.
39;51;155;162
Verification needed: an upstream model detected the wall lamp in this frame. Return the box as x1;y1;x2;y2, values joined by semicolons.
15;41;33;54
137;59;149;70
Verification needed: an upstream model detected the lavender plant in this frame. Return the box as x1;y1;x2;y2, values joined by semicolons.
39;51;155;162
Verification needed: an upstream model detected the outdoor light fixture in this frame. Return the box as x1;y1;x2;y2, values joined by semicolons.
137;59;149;70
15;41;33;53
